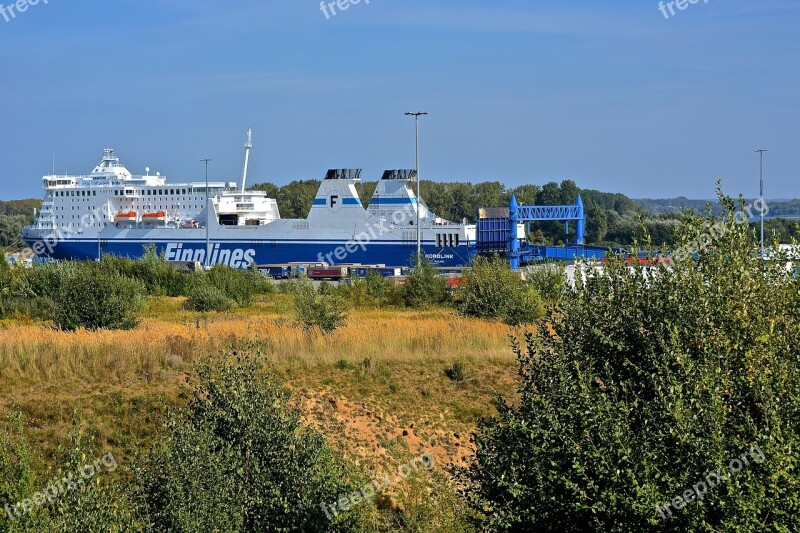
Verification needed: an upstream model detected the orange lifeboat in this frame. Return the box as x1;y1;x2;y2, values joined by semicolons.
114;211;137;221
142;211;167;221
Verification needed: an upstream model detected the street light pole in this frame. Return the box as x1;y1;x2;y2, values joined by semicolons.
755;149;767;256
201;158;212;269
404;111;428;265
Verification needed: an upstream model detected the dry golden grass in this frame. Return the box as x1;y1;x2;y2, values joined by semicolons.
0;297;517;386
0;296;526;485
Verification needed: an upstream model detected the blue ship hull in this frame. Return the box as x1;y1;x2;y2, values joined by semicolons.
22;236;475;268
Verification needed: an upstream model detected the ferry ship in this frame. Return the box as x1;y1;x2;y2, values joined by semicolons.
22;134;477;268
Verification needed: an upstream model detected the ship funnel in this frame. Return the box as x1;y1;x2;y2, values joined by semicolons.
306;169;368;223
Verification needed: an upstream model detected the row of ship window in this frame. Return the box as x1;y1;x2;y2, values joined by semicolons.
436;234;460;248
51;188;217;197
54;205;203;213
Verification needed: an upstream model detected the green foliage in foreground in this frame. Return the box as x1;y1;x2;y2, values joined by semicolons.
524;263;565;302
455;256;544;326
458;192;800;531
136;353;366;532
0;413;142;532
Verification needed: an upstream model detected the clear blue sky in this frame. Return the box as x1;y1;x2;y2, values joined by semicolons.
0;0;797;200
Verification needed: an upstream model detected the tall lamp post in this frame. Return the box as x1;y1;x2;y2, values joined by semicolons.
201;158;212;269
755;149;767;256
404;111;428;265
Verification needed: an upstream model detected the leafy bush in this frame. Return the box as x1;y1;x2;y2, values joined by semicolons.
402;255;449;309
52;265;146;331
10;260;66;300
458;193;800;531
336;271;395;308
0;256;11;290
501;285;544;327
205;264;273;305
132;244;194;297
524;263;565;301
0;412;140;532
184;283;235;312
294;287;347;333
277;273;314;295
455;256;544;325
135;353;366;531
0;411;40;529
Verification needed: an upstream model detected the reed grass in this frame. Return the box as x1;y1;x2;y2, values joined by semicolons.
0;297;518;386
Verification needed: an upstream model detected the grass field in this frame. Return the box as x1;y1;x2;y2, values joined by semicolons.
0;293;524;523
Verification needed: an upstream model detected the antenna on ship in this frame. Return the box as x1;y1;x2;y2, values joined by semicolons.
240;128;253;193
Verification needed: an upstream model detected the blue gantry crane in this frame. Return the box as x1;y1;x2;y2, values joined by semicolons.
477;194;606;269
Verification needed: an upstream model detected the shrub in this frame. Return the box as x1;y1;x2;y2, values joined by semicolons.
524;263;565;301
0;411;40;528
43;429;141;532
135;353;366;531
277;273;314;295
184;283;235;312
12;260;66;299
131;244;193;297
0;412;140;531
501;285;544;327
402;254;449;309
455;256;544;325
294;288;347;333
445;360;468;383
458;192;800;531
336;271;393;308
0;256;11;291
52;265;146;331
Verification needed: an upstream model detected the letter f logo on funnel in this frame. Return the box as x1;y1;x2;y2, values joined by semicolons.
329;194;341;212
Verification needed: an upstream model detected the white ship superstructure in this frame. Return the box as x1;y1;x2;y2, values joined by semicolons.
23;134;477;268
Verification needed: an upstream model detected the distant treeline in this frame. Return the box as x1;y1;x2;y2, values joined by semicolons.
637;197;800;218
0;199;37;252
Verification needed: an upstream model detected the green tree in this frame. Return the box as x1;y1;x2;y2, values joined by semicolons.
510;185;541;207
455;256;543;325
402;254;450;309
294;286;348;333
585;202;609;243
459;192;800;531
136;353;366;532
247;181;280;199
278;180;321;218
53;264;146;331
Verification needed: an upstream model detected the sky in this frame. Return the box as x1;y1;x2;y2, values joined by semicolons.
0;0;797;201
